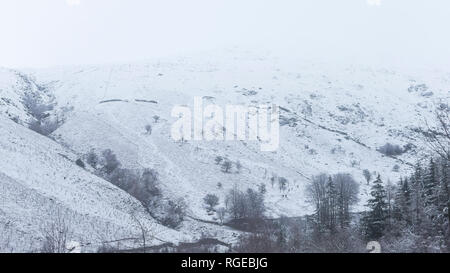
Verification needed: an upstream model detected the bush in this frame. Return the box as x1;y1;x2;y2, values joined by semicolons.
29;119;59;136
145;124;152;135
363;169;372;184
392;164;400;172
378;143;404;156
278;177;288;192
101;149;121;174
161;199;187;229
23;92;54;120
75;159;85;168
92;149;161;211
221;160;233;173
23;91;60;136
215;156;223;165
204;194;219;211
109;168;161;207
86;149;99;168
258;183;267;194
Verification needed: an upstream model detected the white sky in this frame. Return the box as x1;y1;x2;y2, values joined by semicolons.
1;0;449;68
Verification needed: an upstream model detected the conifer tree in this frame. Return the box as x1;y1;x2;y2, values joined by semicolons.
363;175;388;239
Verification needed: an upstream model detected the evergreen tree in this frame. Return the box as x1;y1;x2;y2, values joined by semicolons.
423;159;440;226
402;178;412;224
423;159;438;207
393;178;405;223
363;175;388;239
410;164;424;228
393;178;412;226
437;159;450;237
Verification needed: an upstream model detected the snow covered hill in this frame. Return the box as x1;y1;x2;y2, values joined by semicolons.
1;51;448;252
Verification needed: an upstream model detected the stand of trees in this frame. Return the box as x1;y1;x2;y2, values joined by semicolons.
362;158;449;252
306;173;359;232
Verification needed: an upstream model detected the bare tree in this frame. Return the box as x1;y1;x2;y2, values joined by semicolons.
423;107;450;162
40;209;72;253
333;173;359;228
216;207;227;225
363;169;372;185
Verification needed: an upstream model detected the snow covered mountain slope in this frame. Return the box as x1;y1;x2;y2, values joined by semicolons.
25;52;448;218
0;112;190;252
0;51;449;251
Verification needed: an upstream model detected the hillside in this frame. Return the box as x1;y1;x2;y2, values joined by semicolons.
1;51;448;252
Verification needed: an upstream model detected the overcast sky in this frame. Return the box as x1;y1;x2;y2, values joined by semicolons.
1;0;449;68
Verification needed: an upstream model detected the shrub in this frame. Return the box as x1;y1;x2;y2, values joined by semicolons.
29;119;59;136
109;168;161;207
145;124;152;135
23;91;60;136
392;164;400;172
101;149;121;174
161;199;187;229
363;169;372;184
215;156;223;165
378;143;404;156
204;194;219;211
278;177;288;192
23;92;54;120
86;149;99;168
221;160;233;173
258;183;267;194
235;161;242;173
75;159;85;168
